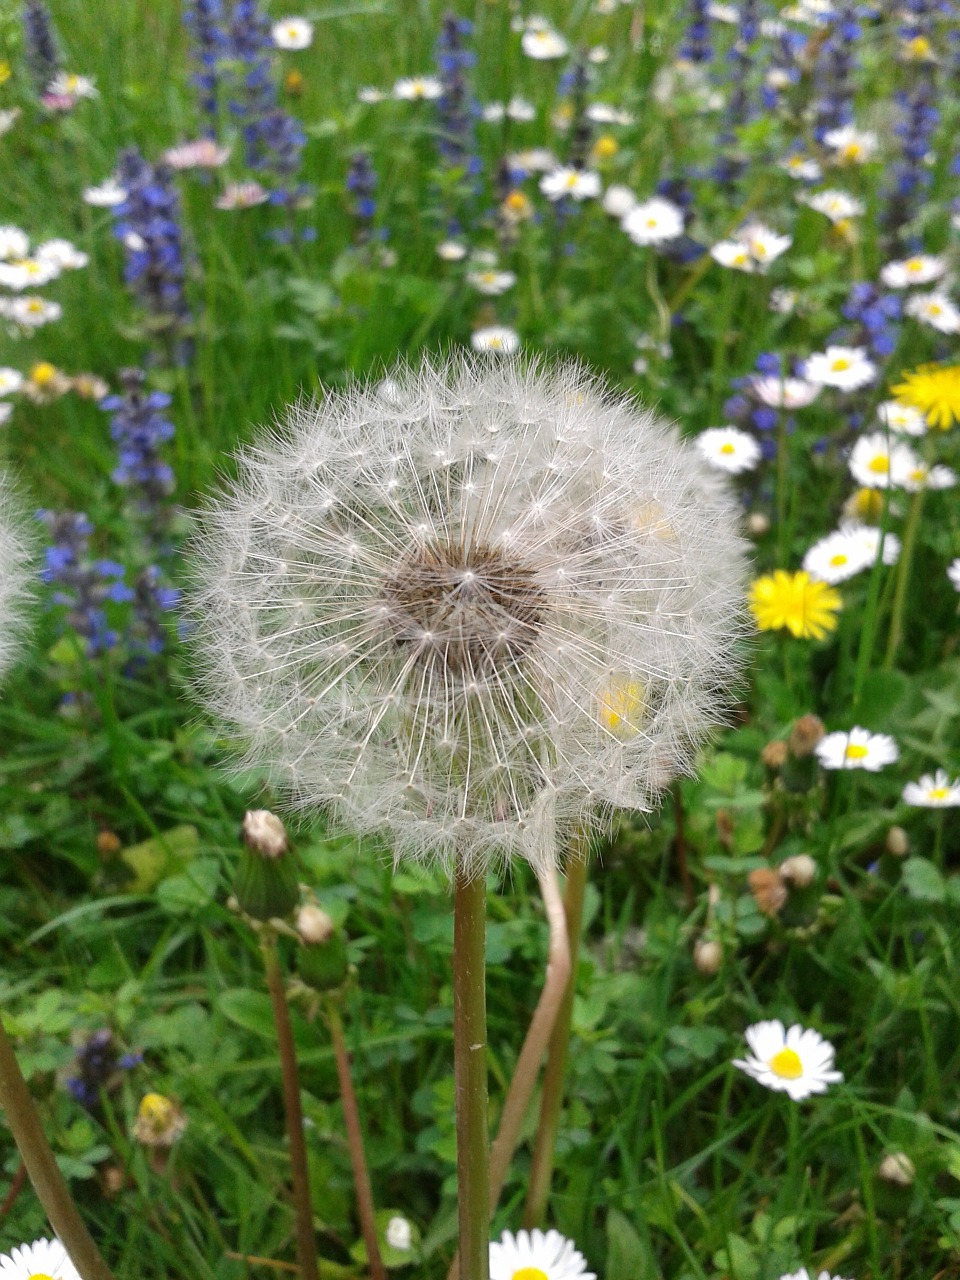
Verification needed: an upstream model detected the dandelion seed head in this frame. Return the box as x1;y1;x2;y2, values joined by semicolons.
187;355;749;877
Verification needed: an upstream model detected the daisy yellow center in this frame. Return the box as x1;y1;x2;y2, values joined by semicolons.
594;135;617;158
867;455;889;473
831;357;851;372
842;143;862;161
829;553;848;566
719;442;736;455
487;337;503;349
646;217;658;228
31;362;57;386
929;787;949;800
505;192;528;213
752;242;769;257
844;743;868;760
732;251;748;265
928;303;942;316
26;301;44;312
907;35;931;57
65;74;80;90
512;1269;548;1280
768;1047;803;1079
906;259;923;273
565;173;579;188
27;1274;55;1280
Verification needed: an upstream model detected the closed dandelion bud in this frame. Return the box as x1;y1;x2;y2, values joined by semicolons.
187;356;749;877
133;1092;187;1147
693;937;723;973
788;714;825;758
886;825;909;857
779;853;817;887
296;903;334;945
761;739;789;771
878;1152;915;1186
298;928;349;993
748;867;788;917
235;810;299;920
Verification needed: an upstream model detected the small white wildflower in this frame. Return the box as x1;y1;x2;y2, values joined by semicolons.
877;400;927;435
694;426;762;474
508;148;557;174
470;326;520;354
0;403;11;426
0;108;21;136
466;269;516;296
880;254;947;289
586;103;634;126
750;376;821;409
0;227;29;260
877;1153;915;1186
0;258;60;290
710;240;755;272
186;355;748;877
602;185;637;218
779;1269;852;1280
521;27;569;59
948;557;960;592
587;44;609;63
0;1238;80;1280
891;455;957;492
272;17;314;49
733;1020;843;1100
740;222;792;267
83;179;128;207
163;139;231;169
802;528;875;583
904;291;960;334
437;240;468;261
539;168;601;201
823;124;878;164
769;287;797;314
5;297;62;328
815;726;899;771
47;72;98;100
0;368;24;396
621;197;684;246
215;182;270;210
800;189;864;222
848;433;913;488
803;345;876;391
840;521;900;567
902;769;960;808
357;86;387;104
490;1229;595;1280
393;76;444;101
780;154;823;181
34;239;88;270
384;1216;413;1252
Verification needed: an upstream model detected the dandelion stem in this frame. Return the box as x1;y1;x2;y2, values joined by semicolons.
0;1018;115;1280
325;1000;386;1280
453;869;490;1280
523;835;590;1228
882;489;924;670
261;935;319;1280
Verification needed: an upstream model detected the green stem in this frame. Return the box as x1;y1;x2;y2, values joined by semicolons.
262;937;320;1280
882;490;925;670
523;834;590;1228
0;1019;115;1280
453;869;490;1280
325;1002;386;1280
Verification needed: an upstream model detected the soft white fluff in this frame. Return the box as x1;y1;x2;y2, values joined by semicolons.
187;355;748;876
0;475;32;682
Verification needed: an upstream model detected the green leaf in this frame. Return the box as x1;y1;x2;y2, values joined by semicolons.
606;1209;656;1280
121;824;200;893
156;857;221;914
901;857;947;903
217;989;276;1041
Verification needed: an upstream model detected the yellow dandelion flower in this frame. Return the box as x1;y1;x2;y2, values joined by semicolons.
891;362;960;430
843;487;885;525
591;133;618;162
133;1092;187;1146
749;570;841;640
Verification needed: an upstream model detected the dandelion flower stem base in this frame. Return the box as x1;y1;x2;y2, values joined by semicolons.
453;869;490;1280
0;1018;115;1280
262;936;319;1280
523;839;590;1228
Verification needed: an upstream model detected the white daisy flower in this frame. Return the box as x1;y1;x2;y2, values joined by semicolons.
539;168;601;201
0;402;11;425
769;287;797;314
357;86;387;103
733;1020;843;1100
0;108;21;136
47;72;98;100
437;240;468;261
163;138;231;169
272;17;314;49
780;154;823;181
586;103;634;126
384;1215;413;1251
904;291;960;334
741;222;792;266
877;400;927;435
0;257;60;290
779;1269;853;1280
508;148;557;173
902;769;960;808
602;184;638;218
815;726;899;771
622;197;684;245
393;76;444;101
215;181;270;210
83;179;128;207
587;44;610;64
490;1229;596;1280
0;226;29;260
848;433;915;488
948;558;960;592
750;376;821;409
521;27;569;59
34;240;88;270
0;368;24;396
707;2;739;21
880;255;947;289
802;528;875;583
0;1237;81;1280
840;521;900;567
803;345;876;391
5;297;62;328
800;189;864;222
823;124;878;164
891;455;957;492
467;269;516;296
710;239;755;272
470;325;520;353
694;426;762;474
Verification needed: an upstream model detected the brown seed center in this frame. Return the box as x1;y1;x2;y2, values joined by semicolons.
379;542;544;675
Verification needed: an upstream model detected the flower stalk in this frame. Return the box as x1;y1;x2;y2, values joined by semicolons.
452;869;490;1280
261;935;319;1280
0;1018;115;1280
882;489;924;670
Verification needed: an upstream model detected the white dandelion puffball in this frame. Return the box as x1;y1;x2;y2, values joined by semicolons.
0;476;32;682
188;356;749;877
